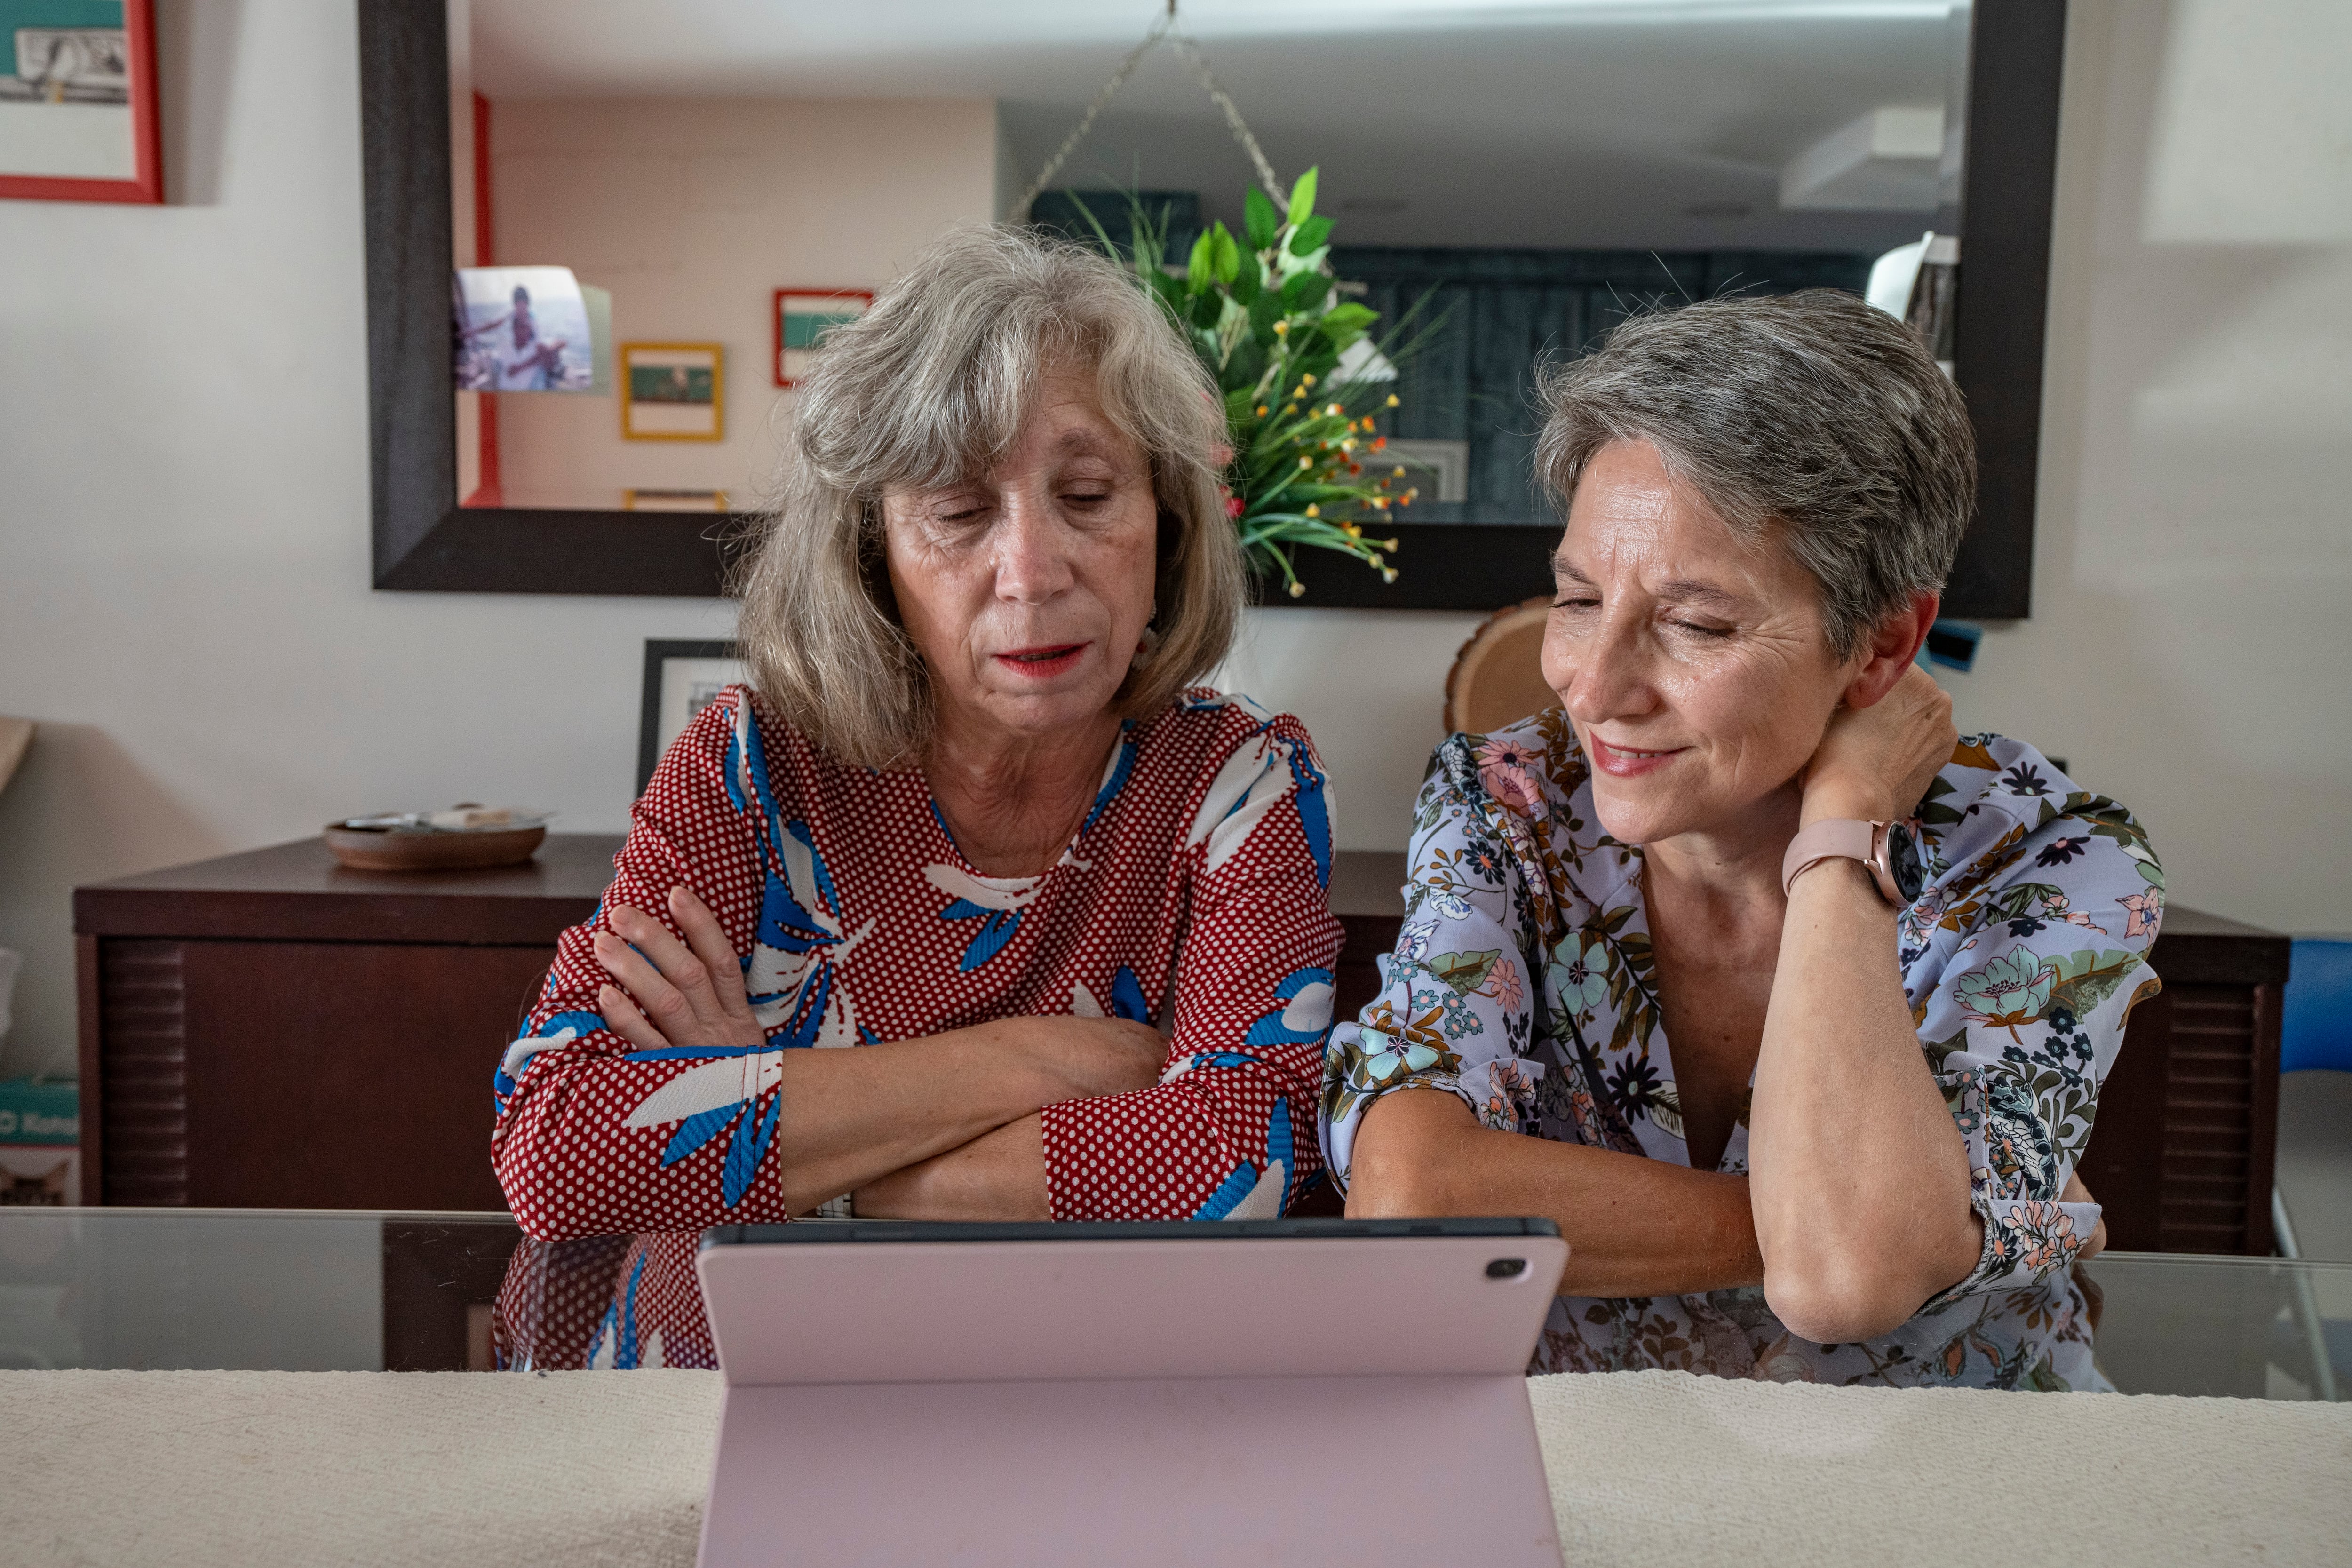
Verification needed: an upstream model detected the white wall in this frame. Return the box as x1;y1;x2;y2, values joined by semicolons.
490;96;999;506
1;0;2346;1084
1939;0;2352;933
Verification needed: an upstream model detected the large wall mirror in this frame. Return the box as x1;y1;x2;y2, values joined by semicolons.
364;0;2062;613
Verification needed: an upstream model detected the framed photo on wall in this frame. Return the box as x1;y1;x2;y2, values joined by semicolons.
622;342;724;441
624;488;730;512
638;639;744;793
773;289;872;387
0;0;161;204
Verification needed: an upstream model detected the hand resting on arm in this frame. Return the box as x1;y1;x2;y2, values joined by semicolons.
594;885;1165;1218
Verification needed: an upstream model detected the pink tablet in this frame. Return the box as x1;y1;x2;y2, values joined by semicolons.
695;1218;1568;1568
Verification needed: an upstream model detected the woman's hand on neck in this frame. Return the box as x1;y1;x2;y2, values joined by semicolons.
926;704;1125;878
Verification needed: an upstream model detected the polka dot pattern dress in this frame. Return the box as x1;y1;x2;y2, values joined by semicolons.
489;685;1343;1370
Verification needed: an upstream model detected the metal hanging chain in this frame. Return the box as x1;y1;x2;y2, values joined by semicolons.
1167;33;1289;215
1008;13;1172;223
1008;1;1287;223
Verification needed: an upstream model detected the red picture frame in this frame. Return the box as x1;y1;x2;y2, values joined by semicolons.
0;0;162;205
772;288;874;388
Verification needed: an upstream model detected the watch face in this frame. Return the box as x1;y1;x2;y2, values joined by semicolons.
1886;821;1927;903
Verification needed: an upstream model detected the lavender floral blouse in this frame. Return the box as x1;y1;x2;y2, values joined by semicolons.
1320;709;2166;1388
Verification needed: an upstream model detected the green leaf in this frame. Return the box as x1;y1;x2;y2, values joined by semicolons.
1288;215;1335;256
1921;1030;1971;1072
1321;301;1377;336
1291;334;1337;375
1225;334;1267;392
1244;187;1281;251
1210;223;1241;285
1230;249;1261;305
1429;949;1499;995
1247;290;1283;345
1279;271;1331;313
2045;950;2141;1019
1288;167;1319;227
1186;228;1218;287
1189;288;1224;331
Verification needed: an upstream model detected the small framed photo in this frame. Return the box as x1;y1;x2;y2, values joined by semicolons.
773;290;872;388
639;640;745;793
454;266;601;393
624;488;731;512
0;0;162;204
622;342;724;441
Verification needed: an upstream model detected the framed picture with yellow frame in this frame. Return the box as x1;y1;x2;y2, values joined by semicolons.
621;342;724;441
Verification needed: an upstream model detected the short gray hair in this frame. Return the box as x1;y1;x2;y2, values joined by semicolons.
732;226;1245;769
1534;289;1975;659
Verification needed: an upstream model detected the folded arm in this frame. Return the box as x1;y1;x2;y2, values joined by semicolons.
1349;1089;1761;1296
492;693;1160;1241
1036;716;1343;1222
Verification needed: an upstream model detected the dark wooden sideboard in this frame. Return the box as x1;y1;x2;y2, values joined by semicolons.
74;835;620;1211
78;841;2286;1254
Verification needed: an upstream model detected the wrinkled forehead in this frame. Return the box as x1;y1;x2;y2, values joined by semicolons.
1553;446;1808;606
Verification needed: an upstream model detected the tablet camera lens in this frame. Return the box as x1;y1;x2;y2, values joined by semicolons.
1486;1258;1527;1279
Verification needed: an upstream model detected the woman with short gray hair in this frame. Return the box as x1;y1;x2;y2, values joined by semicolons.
491;227;1340;1370
1324;290;2165;1389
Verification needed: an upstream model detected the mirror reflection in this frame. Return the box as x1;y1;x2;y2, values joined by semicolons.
448;0;1971;525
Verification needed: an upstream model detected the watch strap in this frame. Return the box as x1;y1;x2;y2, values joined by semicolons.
1781;819;1880;898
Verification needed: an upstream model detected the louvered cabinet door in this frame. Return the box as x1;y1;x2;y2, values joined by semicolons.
83;937;192;1206
2082;977;2284;1256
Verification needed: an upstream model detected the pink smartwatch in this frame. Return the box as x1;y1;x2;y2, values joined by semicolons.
1780;818;1927;906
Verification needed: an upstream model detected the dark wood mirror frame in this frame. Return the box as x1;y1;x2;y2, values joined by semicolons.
361;0;2063;614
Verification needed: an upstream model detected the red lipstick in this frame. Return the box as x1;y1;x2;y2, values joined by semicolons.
994;643;1088;679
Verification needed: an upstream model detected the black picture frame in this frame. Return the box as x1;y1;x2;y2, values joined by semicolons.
363;0;2063;617
637;639;739;794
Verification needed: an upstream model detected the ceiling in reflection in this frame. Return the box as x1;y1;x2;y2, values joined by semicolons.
467;0;1971;250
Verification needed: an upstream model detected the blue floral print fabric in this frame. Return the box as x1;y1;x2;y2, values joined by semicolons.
1320;710;2165;1388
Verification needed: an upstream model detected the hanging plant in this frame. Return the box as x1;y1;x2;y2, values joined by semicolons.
1087;169;1430;597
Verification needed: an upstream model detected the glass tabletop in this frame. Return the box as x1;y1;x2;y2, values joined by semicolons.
0;1208;2344;1398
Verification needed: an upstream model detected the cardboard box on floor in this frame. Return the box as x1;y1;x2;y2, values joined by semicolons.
0;1077;77;1206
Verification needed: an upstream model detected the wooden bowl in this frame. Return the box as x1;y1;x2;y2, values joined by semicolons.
324;821;546;872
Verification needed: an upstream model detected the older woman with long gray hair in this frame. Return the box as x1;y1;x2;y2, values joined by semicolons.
1324;290;2166;1389
489;227;1340;1369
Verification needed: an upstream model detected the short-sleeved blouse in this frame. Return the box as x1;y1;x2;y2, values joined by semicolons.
1320;709;2166;1389
492;685;1343;1370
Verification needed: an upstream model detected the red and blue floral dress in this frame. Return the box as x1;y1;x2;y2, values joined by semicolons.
491;685;1341;1370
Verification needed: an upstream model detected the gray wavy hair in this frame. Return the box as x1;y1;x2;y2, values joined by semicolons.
732;226;1245;769
1534;289;1975;659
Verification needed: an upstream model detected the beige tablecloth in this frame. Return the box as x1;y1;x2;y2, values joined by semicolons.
2;1369;2346;1566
